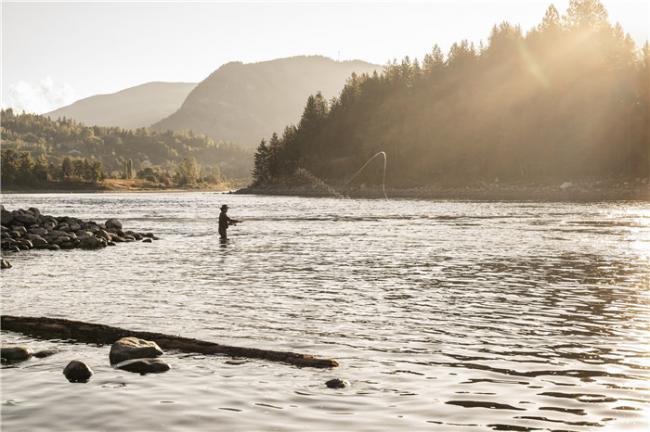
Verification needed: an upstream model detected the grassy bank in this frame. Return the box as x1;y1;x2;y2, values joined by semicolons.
2;178;248;194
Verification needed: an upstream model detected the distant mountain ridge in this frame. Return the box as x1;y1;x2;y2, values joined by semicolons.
152;56;380;147
46;81;196;129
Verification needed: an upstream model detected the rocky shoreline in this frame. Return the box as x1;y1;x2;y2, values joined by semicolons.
236;179;650;201
1;206;158;269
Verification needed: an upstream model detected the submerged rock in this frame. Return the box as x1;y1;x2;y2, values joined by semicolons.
1;258;11;269
114;358;171;375
1;346;31;362
325;378;349;389
109;337;164;365
33;349;60;358
63;360;93;383
142;238;152;243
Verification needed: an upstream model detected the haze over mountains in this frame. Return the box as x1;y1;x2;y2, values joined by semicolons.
152;56;379;147
46;82;196;129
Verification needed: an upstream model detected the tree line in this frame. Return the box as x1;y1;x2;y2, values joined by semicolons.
253;0;649;188
1;109;252;189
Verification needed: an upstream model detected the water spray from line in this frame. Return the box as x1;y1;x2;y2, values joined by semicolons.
344;151;388;200
295;151;388;200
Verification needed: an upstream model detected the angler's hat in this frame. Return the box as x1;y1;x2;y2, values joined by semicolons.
221;205;228;210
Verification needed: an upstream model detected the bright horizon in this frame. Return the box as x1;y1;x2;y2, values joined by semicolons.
2;0;648;114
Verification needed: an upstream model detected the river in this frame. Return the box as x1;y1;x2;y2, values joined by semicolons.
1;192;649;431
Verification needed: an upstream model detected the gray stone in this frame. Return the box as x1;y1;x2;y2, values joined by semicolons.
1;259;11;269
96;229;112;241
28;227;48;236
109;337;163;365
325;378;349;389
47;244;61;251
13;212;37;225
1;346;31;362
142;238;152;243
33;349;59;358
63;360;93;383
105;218;123;231
79;236;105;250
1;207;13;225
114;358;170;375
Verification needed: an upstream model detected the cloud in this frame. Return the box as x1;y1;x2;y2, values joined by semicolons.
3;77;77;114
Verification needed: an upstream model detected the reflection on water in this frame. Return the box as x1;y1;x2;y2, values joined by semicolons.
1;193;649;431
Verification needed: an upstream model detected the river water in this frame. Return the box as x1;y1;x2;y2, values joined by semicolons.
1;192;649;431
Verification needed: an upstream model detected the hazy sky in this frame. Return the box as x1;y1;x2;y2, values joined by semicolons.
2;0;648;113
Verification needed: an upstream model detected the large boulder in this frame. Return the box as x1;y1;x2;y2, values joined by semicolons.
109;337;163;365
79;236;106;250
1;207;14;225
13;211;37;226
105;219;123;231
114;358;171;375
1;346;31;362
63;360;93;383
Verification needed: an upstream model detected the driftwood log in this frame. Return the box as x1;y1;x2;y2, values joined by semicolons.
1;315;338;369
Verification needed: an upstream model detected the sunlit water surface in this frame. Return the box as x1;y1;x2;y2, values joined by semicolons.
1;193;649;431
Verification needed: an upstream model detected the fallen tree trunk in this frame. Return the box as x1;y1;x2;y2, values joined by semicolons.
1;315;338;369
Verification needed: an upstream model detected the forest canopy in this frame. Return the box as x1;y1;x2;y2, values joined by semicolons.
252;0;649;188
1;109;252;189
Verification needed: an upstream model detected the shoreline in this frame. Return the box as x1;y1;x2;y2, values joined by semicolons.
236;181;650;202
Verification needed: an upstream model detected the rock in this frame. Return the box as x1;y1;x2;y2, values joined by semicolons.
1;259;11;269
28;227;48;236
109;337;164;365
26;234;48;248
69;223;81;231
14;226;27;235
96;229;112;241
13;212;37;226
114;358;171;375
60;241;76;249
105;218;123;231
17;240;33;250
143;233;155;238
1;207;14;225
33;349;59;358
79;236;105;250
142;238;152;243
107;241;116;246
63;360;93;383
1;346;31;362
325;378;349;389
47;244;61;251
27;207;40;218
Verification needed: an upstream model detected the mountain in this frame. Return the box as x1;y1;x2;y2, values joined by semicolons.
152;56;380;147
46;82;196;129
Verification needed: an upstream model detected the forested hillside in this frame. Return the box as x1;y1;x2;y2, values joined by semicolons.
46;82;196;129
153;56;379;147
252;0;649;189
1;109;250;189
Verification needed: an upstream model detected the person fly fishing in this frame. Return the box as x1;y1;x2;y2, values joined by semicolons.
218;204;239;240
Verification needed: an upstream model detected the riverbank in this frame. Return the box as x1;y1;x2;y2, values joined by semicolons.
237;179;650;201
1;178;247;194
